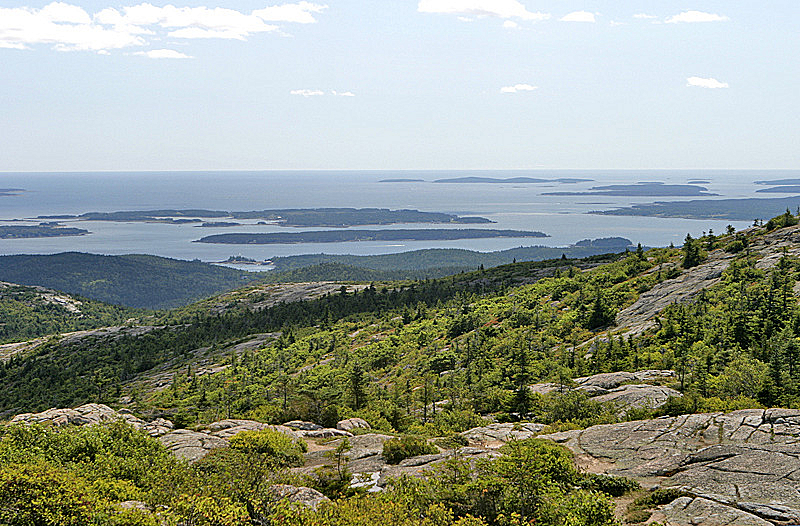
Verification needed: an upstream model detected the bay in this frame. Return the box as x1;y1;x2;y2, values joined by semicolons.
0;170;793;266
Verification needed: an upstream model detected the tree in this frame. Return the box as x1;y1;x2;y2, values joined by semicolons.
682;233;703;268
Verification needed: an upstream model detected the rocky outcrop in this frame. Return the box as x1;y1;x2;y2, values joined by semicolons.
206;419;300;440
336;417;371;431
528;370;681;413
592;384;682;414
284;420;352;438
8;403;174;436
541;408;800;526
268;484;329;510
158;429;229;462
574;369;676;390
461;423;546;448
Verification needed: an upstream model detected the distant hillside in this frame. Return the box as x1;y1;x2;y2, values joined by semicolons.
0;253;262;310
268;238;634;272
0;281;135;344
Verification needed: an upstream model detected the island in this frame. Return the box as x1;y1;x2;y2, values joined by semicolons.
0;225;90;239
216;255;271;266
755;186;800;193
754;178;800;185
195;228;548;244
379;178;425;182
687;180;711;184
0;188;24;197
544;182;716;197
591;196;800;220
36;208;494;228
196;221;241;227
433;176;593;184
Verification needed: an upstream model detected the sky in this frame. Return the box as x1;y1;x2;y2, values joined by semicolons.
0;1;798;171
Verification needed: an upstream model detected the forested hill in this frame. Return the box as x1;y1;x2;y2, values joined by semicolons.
0;253;261;309
5;214;800;525
0;281;135;344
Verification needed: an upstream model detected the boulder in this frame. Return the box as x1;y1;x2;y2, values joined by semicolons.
269;484;329;510
303;428;352;439
207;419;299;440
336;417;370;431
592;384;682;413
158;429;228;462
284;420;323;431
461;423;545;448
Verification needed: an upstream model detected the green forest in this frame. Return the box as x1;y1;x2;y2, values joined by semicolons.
3;212;800;525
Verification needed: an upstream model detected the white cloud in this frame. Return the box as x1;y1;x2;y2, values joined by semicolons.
503;20;519;29
418;0;549;21
560;11;596;22
0;2;328;54
500;83;537;93
291;89;324;97
686;76;729;89
254;2;328;24
331;90;355;97
0;3;146;51
666;11;729;23
40;2;91;24
633;13;657;19
457;16;473;22
134;48;192;58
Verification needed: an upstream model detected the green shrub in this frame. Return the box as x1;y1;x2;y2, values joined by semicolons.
580;473;640;497
383;436;438;464
229;429;307;468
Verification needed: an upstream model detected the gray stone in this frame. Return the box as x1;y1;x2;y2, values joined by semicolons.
269;484;329;510
7;403;175;437
656;497;772;526
158;429;228;462
461;422;545;448
284;420;323;431
541;409;800;526
592;384;682;413
336;417;370;431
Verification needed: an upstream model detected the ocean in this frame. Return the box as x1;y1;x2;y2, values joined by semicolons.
0;170;795;267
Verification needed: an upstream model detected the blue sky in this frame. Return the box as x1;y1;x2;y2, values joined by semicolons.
1;1;798;171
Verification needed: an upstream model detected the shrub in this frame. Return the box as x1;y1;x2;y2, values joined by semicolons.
383;436;438;464
229;429;307;468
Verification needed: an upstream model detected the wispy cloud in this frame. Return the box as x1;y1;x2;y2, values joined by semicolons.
500;83;537;93
418;0;549;22
667;11;729;23
560;11;596;23
687;76;729;89
134;48;192;59
633;13;657;20
503;20;519;29
0;2;328;54
331;90;355;97
291;89;325;97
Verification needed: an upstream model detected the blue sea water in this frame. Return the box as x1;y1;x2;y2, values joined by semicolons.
0;170;795;266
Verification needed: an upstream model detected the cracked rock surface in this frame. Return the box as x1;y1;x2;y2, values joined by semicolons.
541;408;800;525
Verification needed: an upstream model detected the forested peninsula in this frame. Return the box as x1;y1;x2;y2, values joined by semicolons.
195;228;548;244
37;207;492;228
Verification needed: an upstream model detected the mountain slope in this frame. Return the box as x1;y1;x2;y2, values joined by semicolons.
0;253;263;309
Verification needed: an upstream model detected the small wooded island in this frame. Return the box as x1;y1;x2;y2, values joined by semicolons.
543;182;717;197
0;225;90;239
195;228;548;244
